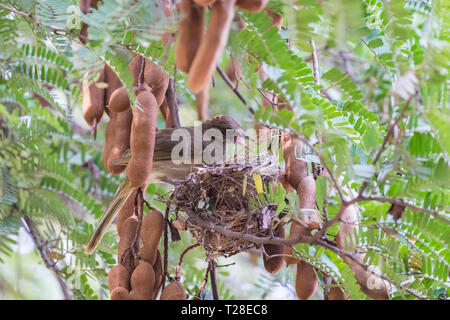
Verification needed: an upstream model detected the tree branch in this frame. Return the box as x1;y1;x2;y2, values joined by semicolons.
216;66;253;113
209;260;220;300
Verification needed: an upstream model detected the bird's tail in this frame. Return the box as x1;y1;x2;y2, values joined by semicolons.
85;176;134;255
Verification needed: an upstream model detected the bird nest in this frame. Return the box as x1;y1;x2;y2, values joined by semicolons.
164;155;285;258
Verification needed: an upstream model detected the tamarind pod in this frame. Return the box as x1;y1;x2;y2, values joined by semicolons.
104;64;124;105
195;85;209;121
295;260;318;300
102;108;132;175
336;205;389;300
143;61;170;107
281;134;308;189
127;88;158;188
152;250;163;299
279;172;294;194
108;264;130;293
187;0;236;93
266;9;283;30
296;175;321;229
236;0;268;12
328;283;346;300
175;0;205;73
137;208;165;265
81;67;105;128
225;59;242;83
79;0;101;44
109;87;130;113
117;185;148;237
193;0;216;6
159;98;173;128
284;222;310;265
117;215;139;261
129;260;155;300
262;225;285;274
160;281;187;300
110;287;131;300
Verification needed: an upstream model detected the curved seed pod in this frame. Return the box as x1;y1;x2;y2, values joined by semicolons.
193;0;216;6
127;87;158;188
195;85;209;121
143;61;170;107
102;108;132;175
138;208;165;265
160;281;187;300
104;64;124;105
225;58;242;83
279;172;294;193
116;185;148;237
236;0;268;12
262;225;285;274
187;0;236;93
81;67;105;128
282;134;308;190
336;205;389;300
152;250;163;299
117;215;139;261
176;0;205;73
109;87;130;113
266;9;283;30
295;260;318;300
284;222;310;265
129;260;155;300
108;264;130;293
159;98;172;128
328;283;346;300
110;287;131;300
297;175;321;229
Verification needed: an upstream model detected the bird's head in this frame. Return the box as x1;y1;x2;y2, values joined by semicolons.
204;115;252;147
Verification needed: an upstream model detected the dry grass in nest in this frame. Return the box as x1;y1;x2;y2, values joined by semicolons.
164;155;285;258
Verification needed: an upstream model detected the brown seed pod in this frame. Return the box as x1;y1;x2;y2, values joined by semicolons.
143;61;170;107
282;134;308;190
117;215;139;262
104;64;124;105
328;283;346;300
160;281;187;300
336;205;389;300
187;0;236;93
138;208;165;265
81;67;105;128
195;85;209;121
79;0;101;44
116;186;148;237
193;0;216;6
110;287;131;300
176;0;205;73
102;108;132;175
296;175;321;229
159;98;173;128
109;87;130;113
225;58;242;83
152;250;163;299
266;9;283;30
279;172;294;194
284;222;310;265
108;264;130;293
295;260;318;300
129;260;155;300
236;0;268;12
127;87;158;188
262;225;285;274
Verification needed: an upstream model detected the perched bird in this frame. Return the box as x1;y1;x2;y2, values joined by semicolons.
85;115;249;254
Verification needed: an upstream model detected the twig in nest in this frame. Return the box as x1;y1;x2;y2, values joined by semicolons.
175;243;200;281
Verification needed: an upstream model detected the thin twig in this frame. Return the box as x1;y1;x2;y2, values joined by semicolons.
21;216;71;300
310;39;320;86
209;260;220;300
216;66;252;113
175;243;199;281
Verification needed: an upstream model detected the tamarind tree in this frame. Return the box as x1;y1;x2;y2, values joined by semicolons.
0;0;448;300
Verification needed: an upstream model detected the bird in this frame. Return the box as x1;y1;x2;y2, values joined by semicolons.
85;115;249;254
